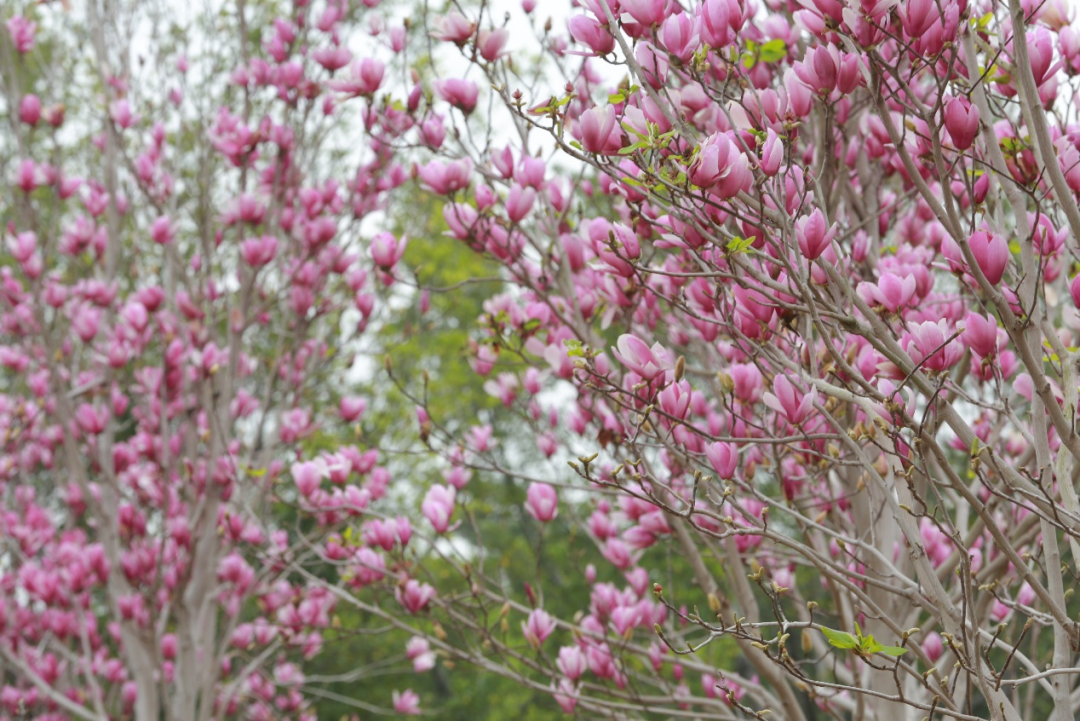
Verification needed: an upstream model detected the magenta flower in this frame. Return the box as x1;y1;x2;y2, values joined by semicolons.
340;396;367;422
240;235;278;267
421;484;456;533
6;17;36;54
904;320;963;371
18;95;40;126
577;105;619;154
370;232;407;269
392;688;422;715
699;0;733;48
525;482;559;523
397;579;436;614
478;28;509;61
506;183;537;223
430;12;475;43
688;133;750;199
435;78;478;113
704;441;739;480
1070;274;1080;308
612;334;671;380
857;272;917;313
960;312;998;358
944;98;980;151
763;374;815;425
660;12;699;62
795;209;836;260
523;608;555;647
967;230;1009;285
406;637;436;672
557;646;587;680
418;158;473;195
759;128;783;176
621;0;668;26
658;379;692;419
569;15;615;55
922;632;944;662
291;461;324;498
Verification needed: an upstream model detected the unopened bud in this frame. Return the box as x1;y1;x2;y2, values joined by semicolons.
707;593;721;614
674;355;685;381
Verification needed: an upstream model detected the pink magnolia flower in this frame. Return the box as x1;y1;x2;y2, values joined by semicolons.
340;396;367;422
704;441;739;480
435;78;478;113
1025;26;1054;86
557;645;587;680
569;15;615;55
430;12;475;43
18;94;41;126
904;320;963;371
150;216;175;245
793;45;840;95
7;231;37;262
577;105;619;154
6;17;36;54
728;363;764;402
763;374;815;424
966;230;1009;285
658;379;692;419
857;272;917;313
353;58;385;95
506;184;537;223
553;678;578;713
75;403;109;435
922;632;944;662
795;209;836;260
397;579;436;614
635;43;669;88
699;0;733;48
688;132;752;199
622;0;668;26
370;232;407;269
419;115;446;148
944;98;980;151
759;128;783;176
525;482;558;523
421;484;456;533
392;688;421;715
240;235;278;267
406;637;436;672
523;608;555;646
898;0;936;37
292;461;325;498
960;312;998;358
612;334;671;380
71;302;102;342
417;158;473;195
478;28;509;61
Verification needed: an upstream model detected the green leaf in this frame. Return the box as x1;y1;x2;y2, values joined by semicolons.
759;39;787;63
563;338;584;358
879;645;908;657
726;236;754;254
820;627;859;650
608;92;625;104
860;635;884;654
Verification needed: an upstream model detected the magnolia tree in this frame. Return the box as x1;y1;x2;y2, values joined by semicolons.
5;0;1080;718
